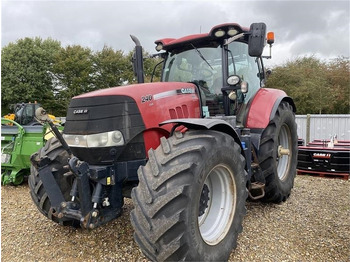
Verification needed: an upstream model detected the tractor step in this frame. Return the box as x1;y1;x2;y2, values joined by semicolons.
297;169;349;180
248;181;265;200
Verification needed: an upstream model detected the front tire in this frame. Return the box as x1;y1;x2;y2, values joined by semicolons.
131;130;248;261
28;137;79;226
259;102;298;203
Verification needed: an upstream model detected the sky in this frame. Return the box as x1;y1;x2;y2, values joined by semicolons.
1;0;349;67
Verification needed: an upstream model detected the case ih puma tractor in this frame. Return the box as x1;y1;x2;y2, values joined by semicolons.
29;22;297;261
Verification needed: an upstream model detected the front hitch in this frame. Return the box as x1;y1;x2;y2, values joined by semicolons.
68;157;92;217
32;107;123;229
33;107;92;226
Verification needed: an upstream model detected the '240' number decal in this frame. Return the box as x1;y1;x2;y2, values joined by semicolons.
141;95;153;103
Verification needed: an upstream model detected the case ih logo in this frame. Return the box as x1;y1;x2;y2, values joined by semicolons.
73;109;89;114
312;153;331;159
181;88;195;94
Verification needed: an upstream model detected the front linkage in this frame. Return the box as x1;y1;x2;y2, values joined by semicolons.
31;108;123;229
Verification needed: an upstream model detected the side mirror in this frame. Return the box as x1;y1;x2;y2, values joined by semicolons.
248;23;266;57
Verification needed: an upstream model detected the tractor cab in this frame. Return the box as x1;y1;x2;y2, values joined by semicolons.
151;23;273;123
3;102;41;126
3;102;60;126
14;103;41;125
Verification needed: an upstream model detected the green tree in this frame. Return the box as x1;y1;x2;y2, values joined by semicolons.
93;46;133;89
52;45;94;114
266;57;342;114
325;57;350;114
125;50;163;84
1;37;61;114
143;53;163;83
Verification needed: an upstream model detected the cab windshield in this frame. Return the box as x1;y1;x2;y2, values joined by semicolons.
162;46;223;95
161;42;262;117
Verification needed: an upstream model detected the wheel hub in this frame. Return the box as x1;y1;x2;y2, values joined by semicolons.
198;164;236;245
276;124;292;180
278;145;290;157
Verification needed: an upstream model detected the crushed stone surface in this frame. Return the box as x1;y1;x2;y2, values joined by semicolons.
1;175;349;261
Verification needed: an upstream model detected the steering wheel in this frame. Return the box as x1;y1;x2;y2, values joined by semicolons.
199;68;213;78
176;64;192;73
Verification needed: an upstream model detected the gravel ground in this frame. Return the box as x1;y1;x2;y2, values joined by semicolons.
1;175;350;262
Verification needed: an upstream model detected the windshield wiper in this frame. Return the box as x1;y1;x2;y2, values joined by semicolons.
190;44;213;70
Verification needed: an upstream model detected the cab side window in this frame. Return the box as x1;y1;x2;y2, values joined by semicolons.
228;42;261;103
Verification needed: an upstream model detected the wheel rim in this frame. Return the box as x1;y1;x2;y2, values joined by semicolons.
198;164;236;245
276;123;292;180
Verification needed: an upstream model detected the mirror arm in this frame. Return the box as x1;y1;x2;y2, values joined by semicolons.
262;44;273;59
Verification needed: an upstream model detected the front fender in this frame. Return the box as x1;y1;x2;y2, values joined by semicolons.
245;88;296;129
160;118;242;148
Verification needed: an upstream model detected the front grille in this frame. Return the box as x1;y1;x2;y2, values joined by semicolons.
64;95;146;164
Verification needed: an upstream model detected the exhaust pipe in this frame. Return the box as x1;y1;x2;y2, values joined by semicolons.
130;35;144;83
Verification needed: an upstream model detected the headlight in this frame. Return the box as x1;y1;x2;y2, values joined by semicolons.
227;75;241;86
227;28;238;36
63;131;125;148
214;29;225;37
1;154;11;164
87;132;109;147
112;131;123;144
155;43;163;51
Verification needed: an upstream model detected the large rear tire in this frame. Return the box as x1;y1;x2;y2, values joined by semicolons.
131;130;248;261
28;137;79;226
259;102;298;203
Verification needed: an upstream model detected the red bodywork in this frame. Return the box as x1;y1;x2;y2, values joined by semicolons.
75;82;201;154
155;23;249;51
246;88;292;129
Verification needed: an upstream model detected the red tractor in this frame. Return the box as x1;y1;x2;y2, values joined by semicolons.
30;22;297;261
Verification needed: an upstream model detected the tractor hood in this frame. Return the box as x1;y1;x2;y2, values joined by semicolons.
64;82;201;164
75;82;197;101
73;82;201;130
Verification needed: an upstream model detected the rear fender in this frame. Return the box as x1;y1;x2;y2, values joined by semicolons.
245;88;296;129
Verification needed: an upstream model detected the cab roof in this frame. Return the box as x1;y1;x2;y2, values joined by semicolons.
155;23;250;52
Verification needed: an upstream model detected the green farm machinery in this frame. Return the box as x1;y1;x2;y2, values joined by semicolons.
1;118;58;185
1;102;62;185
